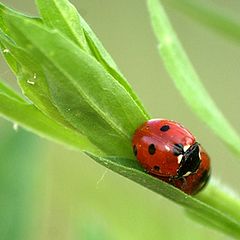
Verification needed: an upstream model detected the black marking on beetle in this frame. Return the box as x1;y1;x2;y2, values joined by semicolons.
160;125;170;132
177;142;201;178
148;144;156;155
153;165;160;171
133;145;137;156
173;143;184;156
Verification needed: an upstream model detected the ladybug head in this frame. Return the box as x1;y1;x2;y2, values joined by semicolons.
176;142;201;179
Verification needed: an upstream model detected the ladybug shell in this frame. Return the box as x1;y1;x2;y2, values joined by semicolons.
132;119;196;177
132;119;211;195
157;148;210;195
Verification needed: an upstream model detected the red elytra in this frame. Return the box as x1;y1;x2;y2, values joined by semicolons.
132;119;211;195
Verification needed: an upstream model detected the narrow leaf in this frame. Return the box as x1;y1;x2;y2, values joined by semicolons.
4;13;147;157
0;6;74;129
0;80;25;103
0;34;76;129
35;0;88;51
147;0;240;158
0;88;101;154
0;3;42;36
87;152;240;239
36;0;149;119
80;16;150;119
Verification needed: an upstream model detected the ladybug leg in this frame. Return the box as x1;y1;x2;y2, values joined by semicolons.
180;176;187;186
172;175;188;191
168;176;177;186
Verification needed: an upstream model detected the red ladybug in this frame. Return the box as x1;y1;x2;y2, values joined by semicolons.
132;119;211;195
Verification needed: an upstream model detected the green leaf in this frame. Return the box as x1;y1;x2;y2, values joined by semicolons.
36;0;149;119
0;3;42;36
0;80;25;103
3;13;147;157
0;82;101;154
0;34;19;74
0;34;76;129
168;0;240;44
0;5;75;129
87;152;240;239
35;0;88;51
147;0;240;158
79;16;150;119
0;2;240;238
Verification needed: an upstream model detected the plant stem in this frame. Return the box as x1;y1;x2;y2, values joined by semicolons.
197;179;240;223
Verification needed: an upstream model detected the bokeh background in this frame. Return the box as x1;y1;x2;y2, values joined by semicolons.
1;0;240;239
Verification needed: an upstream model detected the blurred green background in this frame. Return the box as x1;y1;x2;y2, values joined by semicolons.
1;0;240;239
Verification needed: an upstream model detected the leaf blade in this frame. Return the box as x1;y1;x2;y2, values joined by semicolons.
0;80;25;103
4;13;147;156
0;3;77;130
0;83;101;154
79;16;150;119
87;152;240;239
0;34;77;129
147;0;240;158
36;0;149;119
35;0;88;50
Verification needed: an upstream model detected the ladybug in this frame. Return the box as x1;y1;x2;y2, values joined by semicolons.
132;119;211;195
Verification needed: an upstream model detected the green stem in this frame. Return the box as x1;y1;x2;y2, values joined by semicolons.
187;179;240;239
197;179;240;223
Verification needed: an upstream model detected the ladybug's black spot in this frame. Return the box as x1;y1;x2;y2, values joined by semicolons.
160;125;170;132
148;144;156;155
133;145;137;156
153;165;160;171
173;143;184;156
